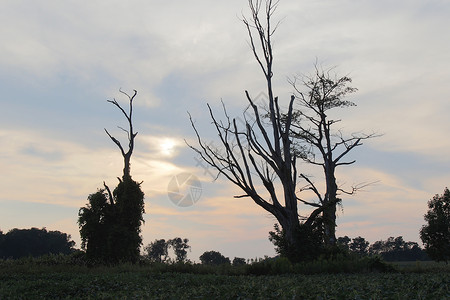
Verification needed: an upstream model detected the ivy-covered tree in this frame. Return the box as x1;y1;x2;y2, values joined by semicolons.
420;188;450;262
78;90;145;263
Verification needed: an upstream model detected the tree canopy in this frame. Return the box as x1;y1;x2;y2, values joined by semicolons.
199;250;231;265
420;188;450;262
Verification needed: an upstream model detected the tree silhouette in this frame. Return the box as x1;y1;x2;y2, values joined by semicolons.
144;238;190;263
199;250;231;265
169;238;191;263
189;0;374;261
420;188;450;262
349;236;369;256
288;66;378;246
232;257;247;266
78;89;145;263
189;0;312;262
144;239;169;263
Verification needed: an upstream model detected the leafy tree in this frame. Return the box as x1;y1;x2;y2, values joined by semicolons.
144;238;190;263
78;90;145;263
0;228;75;259
232;257;247;266
420;188;450;262
144;239;169;263
169;238;191;263
199;250;231;265
337;236;351;251
349;236;369;256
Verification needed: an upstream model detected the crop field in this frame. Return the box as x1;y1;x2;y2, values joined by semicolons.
1;261;449;299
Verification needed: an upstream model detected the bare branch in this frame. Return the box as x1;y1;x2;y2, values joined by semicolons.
337;180;380;195
103;181;114;205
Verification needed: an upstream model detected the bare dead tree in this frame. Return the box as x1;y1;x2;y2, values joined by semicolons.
289;65;380;246
105;89;138;180
188;0;309;251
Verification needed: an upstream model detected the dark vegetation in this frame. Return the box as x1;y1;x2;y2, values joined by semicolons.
337;235;430;262
0;254;448;299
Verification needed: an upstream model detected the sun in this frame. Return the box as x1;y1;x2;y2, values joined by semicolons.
160;138;177;156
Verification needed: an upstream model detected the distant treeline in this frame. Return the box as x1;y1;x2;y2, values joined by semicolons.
0;228;75;259
0;228;429;263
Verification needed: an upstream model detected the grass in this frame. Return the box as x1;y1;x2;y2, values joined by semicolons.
0;256;449;299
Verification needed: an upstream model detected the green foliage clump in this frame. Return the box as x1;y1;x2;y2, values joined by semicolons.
78;177;145;264
420;187;450;262
268;221;329;262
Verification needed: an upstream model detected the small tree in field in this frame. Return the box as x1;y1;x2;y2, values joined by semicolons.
169;238;191;263
420;188;450;263
145;239;169;263
199;250;231;265
78;89;145;263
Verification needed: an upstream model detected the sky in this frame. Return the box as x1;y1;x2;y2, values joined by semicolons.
1;0;449;262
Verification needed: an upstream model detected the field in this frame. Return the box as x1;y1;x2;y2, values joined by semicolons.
0;260;449;299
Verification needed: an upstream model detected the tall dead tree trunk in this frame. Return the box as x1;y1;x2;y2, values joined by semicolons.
104;89;138;180
188;0;306;254
291;65;378;246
